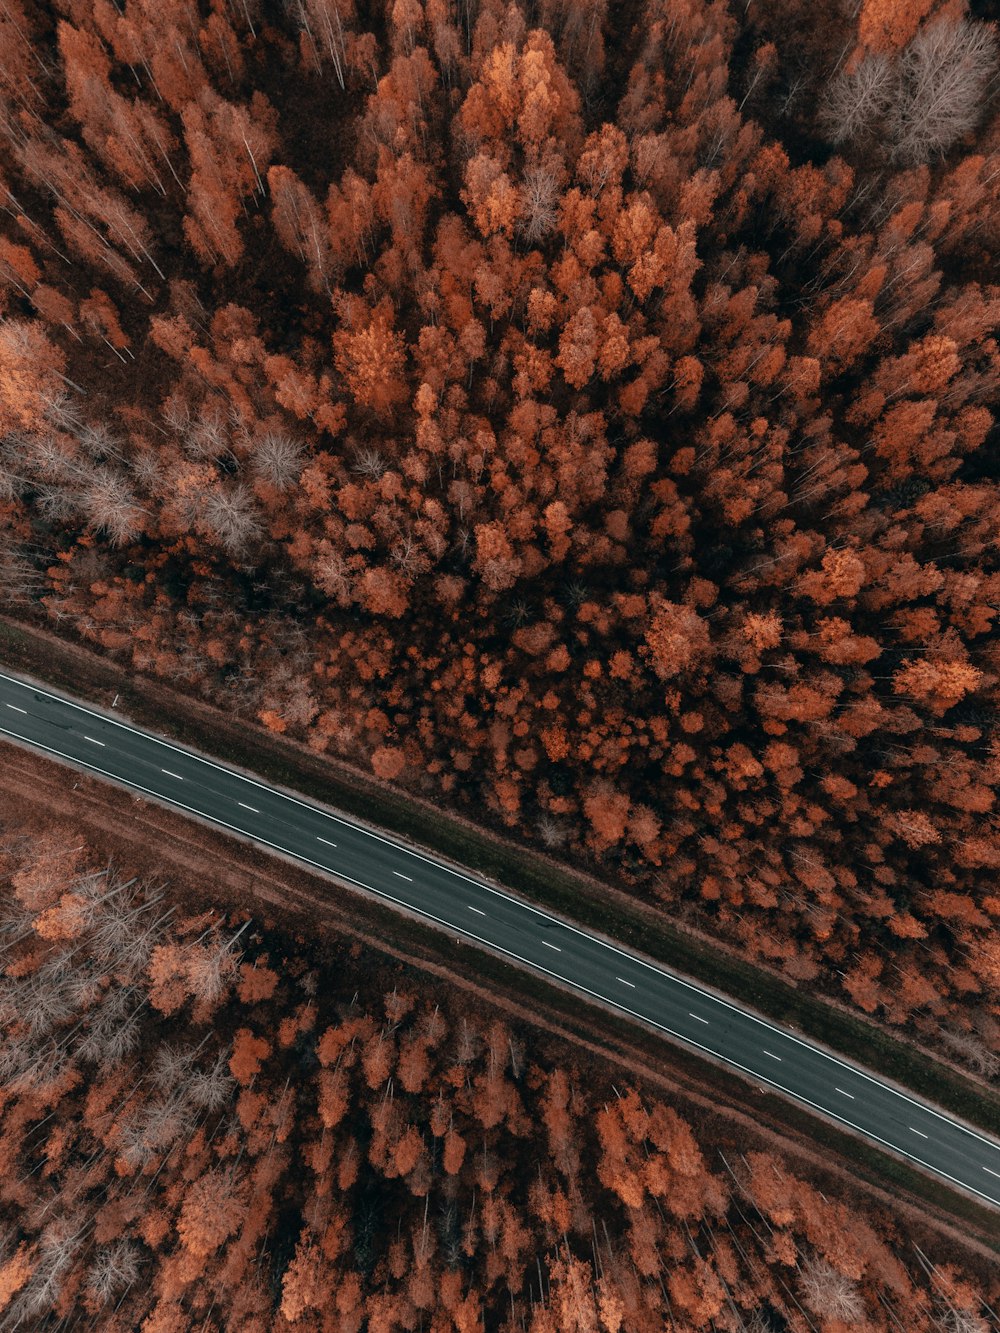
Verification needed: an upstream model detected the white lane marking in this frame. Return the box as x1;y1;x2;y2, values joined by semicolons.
542;940;561;952
689;1012;710;1024
237;801;259;813
467;905;485;916
984;1166;1000;1180
5;672;1000;1173
762;1050;782;1061
316;836;337;848
393;871;413;881
84;735;105;746
161;769;183;779
836;1088;855;1099
910;1127;929;1139
2;719;1000;1211
617;977;635;988
5;704;26;713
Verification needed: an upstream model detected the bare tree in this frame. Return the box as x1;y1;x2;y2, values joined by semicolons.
536;814;567;849
313;541;352;604
942;1310;989;1333
77;987;144;1068
940;1028;999;1081
6;1215;85;1323
0;540;45;604
87;1240;141;1306
42;390;85;434
352;446;385;479
199;484;263;557
189;1049;236;1110
799;1254;866;1325
519;162;560;242
252;429;303;489
892;19;998;163
81;469;145;545
184;921;248;1007
151;1041;198;1092
818;53;895;147
185;401;230;461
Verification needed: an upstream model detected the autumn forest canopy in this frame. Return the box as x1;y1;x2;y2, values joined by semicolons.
0;0;999;1075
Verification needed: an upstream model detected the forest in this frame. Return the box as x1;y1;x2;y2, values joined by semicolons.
0;0;998;1065
1;817;998;1332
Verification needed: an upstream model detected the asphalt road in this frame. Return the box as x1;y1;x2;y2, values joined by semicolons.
1;667;999;1209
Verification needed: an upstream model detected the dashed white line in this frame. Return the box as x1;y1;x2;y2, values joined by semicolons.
617;977;635;988
689;1012;710;1024
5;704;26;714
237;801;258;813
835;1088;855;1099
84;736;105;746
316;836;338;848
467;905;486;916
161;769;183;780
393;871;413;881
762;1050;782;1061
542;940;561;952
984;1166;1000;1180
910;1127;929;1139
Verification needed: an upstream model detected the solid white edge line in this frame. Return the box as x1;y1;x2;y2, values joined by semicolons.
84;735;105;746
4;673;1000;1164
542;940;561;951
161;769;183;779
237;801;259;812
1;719;999;1210
467;905;485;916
689;1012;710;1024
836;1088;855;1099
5;704;26;713
393;871;413;881
316;836;337;847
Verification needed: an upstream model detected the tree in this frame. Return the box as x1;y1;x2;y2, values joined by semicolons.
799;1253;866;1324
182;90;278;266
644;600;711;679
177;1170;245;1258
819;53;894;146
268;166;335;293
892;19;998;163
583;780;630;852
86;1241;141;1306
0;320;66;434
280;1237;333;1322
371;745;406;780
229;1029;271;1084
893;655;981;713
858;0;937;54
333;298;408;415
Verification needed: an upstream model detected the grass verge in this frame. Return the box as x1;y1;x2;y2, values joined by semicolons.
2;613;999;1152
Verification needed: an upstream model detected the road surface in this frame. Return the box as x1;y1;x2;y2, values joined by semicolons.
1;667;998;1209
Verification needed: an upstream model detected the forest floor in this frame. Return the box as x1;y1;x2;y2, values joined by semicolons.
1;613;999;1142
1;739;998;1257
